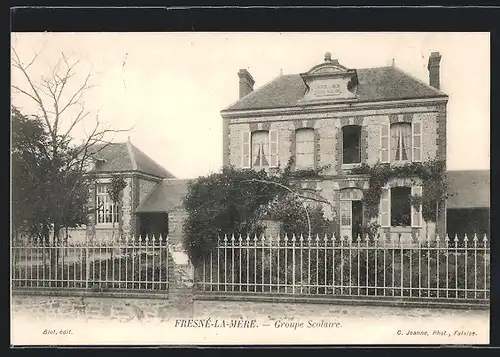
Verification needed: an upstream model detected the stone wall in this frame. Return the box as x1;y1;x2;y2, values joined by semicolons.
168;208;189;246
120;177;133;238
227;107;442;176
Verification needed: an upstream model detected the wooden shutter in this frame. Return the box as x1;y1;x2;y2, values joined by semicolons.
379;187;391;227
380;124;390;163
412;120;422;162
269;129;278;167
241;131;251;168
411;185;423;227
340;200;352;228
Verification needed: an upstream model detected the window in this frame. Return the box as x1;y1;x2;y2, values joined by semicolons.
295;128;315;169
252;131;269;168
342;125;361;164
340;200;352;227
241;130;278;169
96;183;119;224
390;186;411;227
391;123;411;162
380;121;422;163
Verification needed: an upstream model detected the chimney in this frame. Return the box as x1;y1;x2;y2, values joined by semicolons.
427;52;442;90
238;69;255;99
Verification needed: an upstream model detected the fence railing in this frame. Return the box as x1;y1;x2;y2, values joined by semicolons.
12;235;170;293
196;233;490;304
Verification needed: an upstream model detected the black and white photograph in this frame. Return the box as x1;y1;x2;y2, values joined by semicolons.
10;31;490;345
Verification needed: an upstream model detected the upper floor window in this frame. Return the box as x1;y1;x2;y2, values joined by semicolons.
391;123;411;162
252;131;269;167
241;130;278;169
342;125;361;165
96;183;119;224
380;121;422;163
295;128;315;169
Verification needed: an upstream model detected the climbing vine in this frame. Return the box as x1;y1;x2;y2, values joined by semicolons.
350;160;449;222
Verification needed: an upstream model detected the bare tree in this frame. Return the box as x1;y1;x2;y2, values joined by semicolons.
11;45;134;271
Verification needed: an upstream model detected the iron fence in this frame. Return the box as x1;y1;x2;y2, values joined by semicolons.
196;233;490;304
12;235;170;293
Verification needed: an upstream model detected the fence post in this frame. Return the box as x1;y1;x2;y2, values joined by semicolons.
85;237;90;289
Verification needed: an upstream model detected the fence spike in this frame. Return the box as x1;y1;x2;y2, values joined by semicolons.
436;235;440;246
473;233;478;242
299;234;304;242
291;234;296;242
152;235;156;244
238;234;243;243
307;234;312;242
137;235;142;244
231;234;235;242
365;233;370;242
284;233;288;242
324;233;328;242
315;234;320;242
246;234;250;242
356;234;361;243
223;234;228;243
261;234;265;243
145;234;150;244
464;233;469;242
454;234;459;243
332;233;336;242
253;234;258;242
159;234;163;244
483;233;488;243
444;234;449;242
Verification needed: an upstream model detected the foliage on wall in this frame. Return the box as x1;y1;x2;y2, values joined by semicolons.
182;158;334;265
350;160;449;222
109;175;127;238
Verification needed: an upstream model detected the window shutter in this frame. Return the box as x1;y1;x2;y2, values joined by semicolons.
411;185;423;227
269;129;278;167
242;131;251;168
380;124;390;163
340;200;352;228
379;187;391;227
412;120;422;162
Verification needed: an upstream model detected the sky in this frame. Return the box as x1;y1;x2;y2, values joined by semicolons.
11;32;490;179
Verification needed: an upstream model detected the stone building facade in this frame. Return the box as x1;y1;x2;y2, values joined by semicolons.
221;52;449;241
68;139;176;242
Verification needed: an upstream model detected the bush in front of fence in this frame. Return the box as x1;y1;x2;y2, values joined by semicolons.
13;250;169;292
196;244;490;300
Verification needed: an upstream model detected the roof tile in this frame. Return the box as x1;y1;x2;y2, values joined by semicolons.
223;66;447;112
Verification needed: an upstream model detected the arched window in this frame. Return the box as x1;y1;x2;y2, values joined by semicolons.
295;128;315;169
342;125;361;164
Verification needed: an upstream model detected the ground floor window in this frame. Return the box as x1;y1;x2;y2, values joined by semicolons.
390;186;411;227
340;199;363;240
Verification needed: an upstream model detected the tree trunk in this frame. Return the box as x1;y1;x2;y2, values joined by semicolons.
50;226;60;280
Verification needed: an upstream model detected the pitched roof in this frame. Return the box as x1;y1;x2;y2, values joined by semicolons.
90;141;175;179
446;170;490;209
135;179;191;213
223;66;447;112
